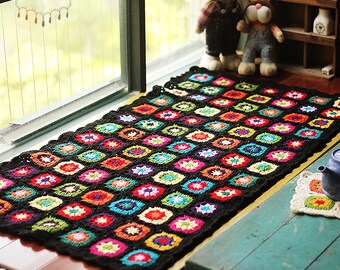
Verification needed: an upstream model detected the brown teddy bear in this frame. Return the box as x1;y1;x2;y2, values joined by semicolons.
237;0;284;76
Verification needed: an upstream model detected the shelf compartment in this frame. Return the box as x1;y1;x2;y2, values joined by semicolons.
282;27;336;46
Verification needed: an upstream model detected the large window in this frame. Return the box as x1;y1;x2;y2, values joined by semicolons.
0;0;204;142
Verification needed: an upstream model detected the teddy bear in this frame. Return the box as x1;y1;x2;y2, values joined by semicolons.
195;0;243;71
237;0;284;76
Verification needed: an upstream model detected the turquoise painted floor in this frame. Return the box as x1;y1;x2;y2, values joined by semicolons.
185;140;340;270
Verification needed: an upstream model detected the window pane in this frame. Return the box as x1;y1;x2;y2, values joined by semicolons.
0;0;121;129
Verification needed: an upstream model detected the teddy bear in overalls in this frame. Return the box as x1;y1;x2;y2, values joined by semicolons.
196;0;243;71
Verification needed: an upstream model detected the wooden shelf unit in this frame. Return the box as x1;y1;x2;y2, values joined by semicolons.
276;0;339;79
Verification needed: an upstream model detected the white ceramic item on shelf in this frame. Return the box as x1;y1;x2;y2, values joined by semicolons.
313;8;334;36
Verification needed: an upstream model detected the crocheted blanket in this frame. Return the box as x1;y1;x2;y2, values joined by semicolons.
0;67;339;270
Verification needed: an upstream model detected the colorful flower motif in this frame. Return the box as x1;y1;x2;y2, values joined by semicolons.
8;166;36;178
210;186;242;201
90;238;127;258
212;77;235;87
115;222;151;241
54;160;84;175
61;228;95;247
32;216;68;233
309;96;331;105
247;94;271;104
5;186;37;201
182;178;214;194
308;118;333;129
53;142;83;155
259;107;282;118
195;106;221;117
201;166;232;181
29;196;63;211
268;122;295;134
188;94;208;101
81;190;114;205
244;116;269;127
58;203;92;220
75;132;104;145
79;169;109;183
223;90;247;99
230;173;258;188
105;177;137;191
174;158;205;172
209;97;234;108
228;126;256;138
261;88;279;95
204;121;230;132
145;232;182;251
53;183;87;197
129;164;156;177
234;102;259;112
295;128;323;139
123;145;152;158
88;213;116;229
178;81;201;89
132;184;165;200
165;88;188;96
285;139;305;150
238;143;268;157
150;95;174;106
115;113;140;124
235;82;258;91
283;90;307;100
0;199;12;214
138;207;173;225
172;101;196;111
109;198;144;215
99;138;124;151
121;249;159;267
189;73;213;82
101;157;131;170
162;192;193;208
247;161;278;175
180;115;205;126
195;148;222;159
132;104;158;115
191;202;218;216
219;111;245;122
118;127;146;140
304;196;335;210
7;210;35;223
148;152;176;164
142;135;171;147
78;150;106;162
283;113;309;123
255;133;282;144
162;125;189;136
221;153;250;168
153;171;185;185
272;98;296;109
30;152;61;167
0;177;14;190
167;141;196;153
169;215;204;234
309;179;323;194
186;130;215;142
212;137;240;149
299;105;318;114
30;174;61;188
321;108;340;119
95;123;122;134
334;99;340;108
154;110;182;121
266;150;295;162
200;86;224;96
135;119;164;131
